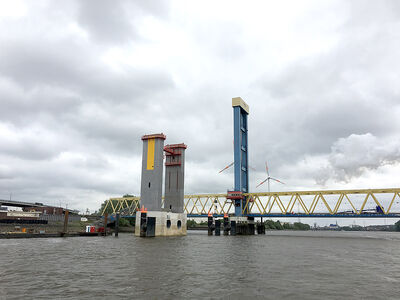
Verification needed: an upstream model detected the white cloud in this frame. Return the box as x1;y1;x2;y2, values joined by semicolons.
279;133;400;188
0;0;27;19
0;0;399;215
328;133;400;181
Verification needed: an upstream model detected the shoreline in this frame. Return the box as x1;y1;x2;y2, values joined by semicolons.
0;232;102;239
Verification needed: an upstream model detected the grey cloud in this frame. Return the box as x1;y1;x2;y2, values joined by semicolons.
78;0;136;44
77;0;169;44
0;34;174;156
0;152;137;207
0;38;174;101
251;15;400;175
1;0;400;212
0;124;65;160
0;165;13;180
0;76;82;125
348;0;400;26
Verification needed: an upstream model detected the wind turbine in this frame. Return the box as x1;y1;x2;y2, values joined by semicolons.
219;162;256;173
219;162;234;173
256;161;285;192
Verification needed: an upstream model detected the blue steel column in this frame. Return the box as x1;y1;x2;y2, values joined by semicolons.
233;98;249;216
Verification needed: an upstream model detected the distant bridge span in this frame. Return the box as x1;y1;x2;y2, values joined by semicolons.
0;199;45;208
102;188;400;218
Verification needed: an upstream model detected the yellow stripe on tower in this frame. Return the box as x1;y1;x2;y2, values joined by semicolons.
147;138;155;170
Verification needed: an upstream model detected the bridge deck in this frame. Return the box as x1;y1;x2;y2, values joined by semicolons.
188;213;400;218
0;199;44;208
102;188;400;218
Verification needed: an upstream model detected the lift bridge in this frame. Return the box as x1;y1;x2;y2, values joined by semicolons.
102;188;400;218
101;98;400;220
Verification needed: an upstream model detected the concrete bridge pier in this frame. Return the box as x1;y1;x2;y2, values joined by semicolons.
135;133;188;237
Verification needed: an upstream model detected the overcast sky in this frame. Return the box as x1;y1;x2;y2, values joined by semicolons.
0;0;399;215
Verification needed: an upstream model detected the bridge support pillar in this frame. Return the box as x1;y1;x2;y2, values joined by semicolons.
215;219;221;236
136;133;188;237
256;222;265;234
223;215;230;235
230;220;236;236
115;213;120;237
135;211;186;237
208;215;215;236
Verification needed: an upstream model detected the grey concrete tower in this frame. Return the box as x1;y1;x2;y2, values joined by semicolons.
163;143;187;213
140;133;166;211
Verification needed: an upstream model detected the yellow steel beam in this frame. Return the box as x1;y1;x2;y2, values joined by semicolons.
216;197;226;214
309;194;319;214
386;193;399;214
220;197;230;214
358;193;371;214
298;195;310;214
333;194;344;214
370;193;385;214
200;197;209;214
253;196;263;214
243;198;251;213
183;196;192;213
101;200;111;215
254;196;265;214
191;197;201;215
109;199;116;214
320;194;333;214
244;188;400;196
288;195;299;214
101;188;400;216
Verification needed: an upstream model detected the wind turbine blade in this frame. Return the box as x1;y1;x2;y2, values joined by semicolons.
248;165;256;171
270;177;285;184
218;162;234;173
265;161;270;176
256;178;268;188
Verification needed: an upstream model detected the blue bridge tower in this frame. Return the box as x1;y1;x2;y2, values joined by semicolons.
232;97;249;216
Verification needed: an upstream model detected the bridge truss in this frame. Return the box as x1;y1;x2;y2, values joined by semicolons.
101;188;400;218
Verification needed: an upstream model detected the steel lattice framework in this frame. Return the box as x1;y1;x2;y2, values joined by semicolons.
102;197;140;216
101;188;400;218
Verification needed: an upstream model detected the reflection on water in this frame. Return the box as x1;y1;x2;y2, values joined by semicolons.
1;231;400;299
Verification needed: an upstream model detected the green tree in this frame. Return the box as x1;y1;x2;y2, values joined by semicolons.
119;218;131;227
187;219;197;228
293;222;311;230
275;221;283;230
123;194;135;198
283;222;292;230
395;220;400;231
265;220;276;230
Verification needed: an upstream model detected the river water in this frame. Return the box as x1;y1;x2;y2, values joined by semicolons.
1;231;400;299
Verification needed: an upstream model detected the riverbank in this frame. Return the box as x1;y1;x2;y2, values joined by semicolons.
0;232;101;239
0;217;105;238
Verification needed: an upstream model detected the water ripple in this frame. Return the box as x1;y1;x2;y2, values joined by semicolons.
0;231;400;299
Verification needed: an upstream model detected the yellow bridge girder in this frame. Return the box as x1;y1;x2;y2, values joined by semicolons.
102;197;141;216
101;188;400;216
